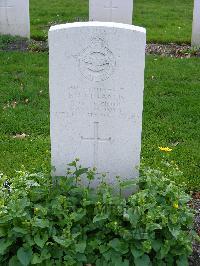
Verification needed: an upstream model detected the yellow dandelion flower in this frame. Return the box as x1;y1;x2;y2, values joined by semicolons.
159;147;172;152
173;203;179;209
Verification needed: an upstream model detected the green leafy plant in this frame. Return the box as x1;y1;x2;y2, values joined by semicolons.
0;160;196;265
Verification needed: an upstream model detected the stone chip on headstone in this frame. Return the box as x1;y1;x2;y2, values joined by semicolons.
0;0;30;38
89;0;134;24
49;22;146;187
192;0;200;46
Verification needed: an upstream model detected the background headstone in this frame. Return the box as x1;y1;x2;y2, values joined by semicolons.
49;22;146;187
89;0;133;24
0;0;30;38
192;0;200;46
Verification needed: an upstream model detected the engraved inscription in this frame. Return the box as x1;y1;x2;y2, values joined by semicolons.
0;0;13;8
66;86;126;118
78;37;116;82
81;122;111;168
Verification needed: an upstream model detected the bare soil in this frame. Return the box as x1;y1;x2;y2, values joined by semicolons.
1;39;200;58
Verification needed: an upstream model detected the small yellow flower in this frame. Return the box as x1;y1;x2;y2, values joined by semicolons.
173;203;179;209
159;147;172;152
34;208;39;213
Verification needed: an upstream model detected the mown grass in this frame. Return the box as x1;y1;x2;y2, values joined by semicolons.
30;0;193;43
143;56;200;189
0;52;50;174
0;52;199;190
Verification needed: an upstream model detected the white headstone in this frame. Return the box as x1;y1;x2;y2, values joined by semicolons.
0;0;30;38
192;0;200;46
49;22;146;187
89;0;133;24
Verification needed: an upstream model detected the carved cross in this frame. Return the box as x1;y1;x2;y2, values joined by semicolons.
81;122;111;168
104;0;118;20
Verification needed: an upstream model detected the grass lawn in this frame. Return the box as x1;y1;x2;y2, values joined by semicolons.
0;51;199;190
30;0;193;43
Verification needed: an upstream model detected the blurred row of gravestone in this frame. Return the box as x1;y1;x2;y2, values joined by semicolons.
192;0;200;46
0;0;200;46
0;0;30;38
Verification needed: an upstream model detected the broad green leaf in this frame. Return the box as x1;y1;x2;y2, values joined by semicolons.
31;253;42;265
0;238;13;255
24;235;35;246
74;168;88;177
76;253;87;262
131;247;144;259
102;249;115;262
96;258;108;266
71;208;86;222
176;255;189;266
152;239;162;252
120;179;137;189
108;238;128;254
93;213;109;223
31;252;50;265
63;255;76;265
127;208;140;226
99;244;110;254
75;240;86;253
132;228;148;240
68;161;77;167
52;235;72;248
147;223;162;231
12;227;28;235
111;255;129;266
134;254;151;266
121;259;129;266
18;198;31;209
17;247;32;266
168;225;181;239
31;249;52;266
111;256;123;266
32;218;49;228
40;248;51;261
34;232;48;248
72;232;81;240
160;242;171;259
9;256;22;266
0;227;7;237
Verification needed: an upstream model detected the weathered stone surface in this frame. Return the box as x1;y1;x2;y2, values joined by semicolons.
49;22;146;187
89;0;133;24
0;0;30;38
192;0;200;46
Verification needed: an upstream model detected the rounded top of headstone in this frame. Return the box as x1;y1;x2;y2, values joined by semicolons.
49;21;146;34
